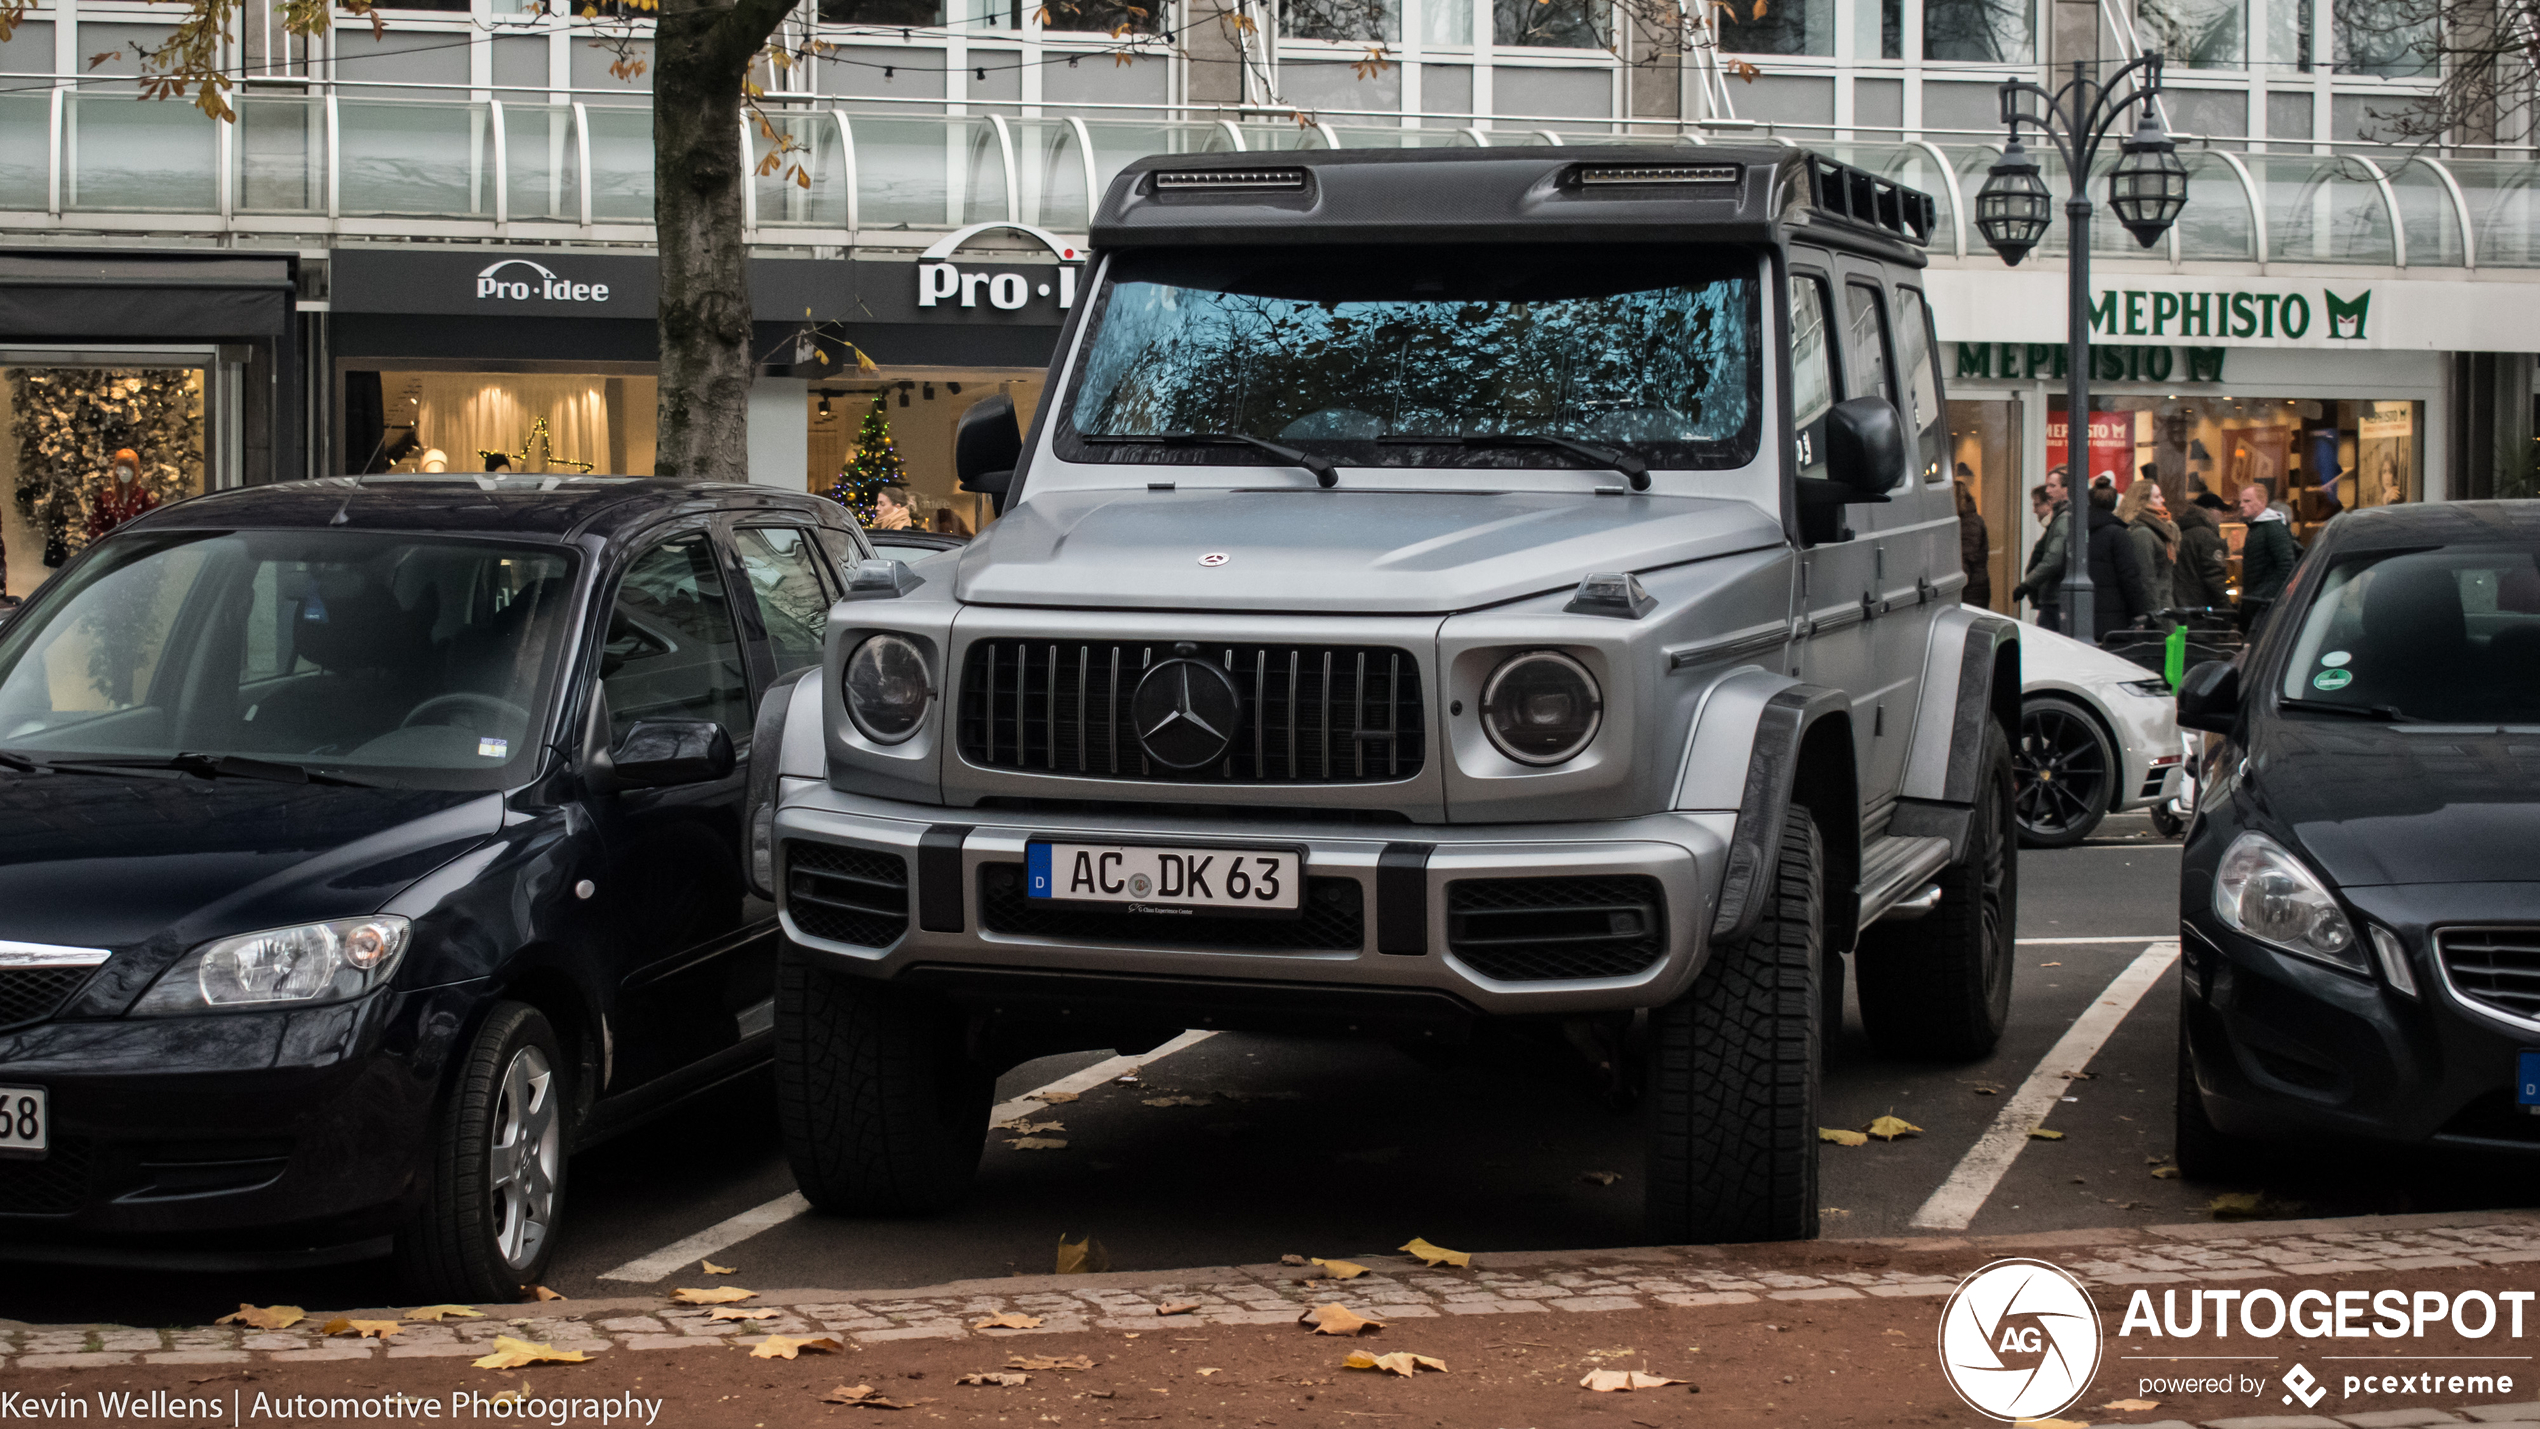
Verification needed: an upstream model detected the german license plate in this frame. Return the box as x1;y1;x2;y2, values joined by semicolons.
0;1085;46;1158
2519;1052;2540;1107
1027;842;1302;916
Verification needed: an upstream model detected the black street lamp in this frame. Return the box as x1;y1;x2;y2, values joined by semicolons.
1974;56;2187;641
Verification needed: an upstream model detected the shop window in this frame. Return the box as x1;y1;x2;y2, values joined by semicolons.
2;366;208;600
367;371;657;476
809;377;1038;538
1923;0;2031;58
605;536;751;746
1493;0;1604;46
1948;398;2022;615
735;527;835;679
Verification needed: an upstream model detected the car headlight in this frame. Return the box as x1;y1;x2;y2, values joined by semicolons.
1480;651;1603;766
2119;677;2172;698
129;916;412;1015
2212;832;2363;973
844;634;932;744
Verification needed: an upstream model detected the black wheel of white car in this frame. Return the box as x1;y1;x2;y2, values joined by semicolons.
776;943;993;1215
395;1001;567;1302
1644;804;1821;1245
1855;720;2017;1061
2014;696;2114;848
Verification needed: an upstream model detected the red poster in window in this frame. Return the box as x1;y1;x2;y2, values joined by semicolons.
2045;412;2135;489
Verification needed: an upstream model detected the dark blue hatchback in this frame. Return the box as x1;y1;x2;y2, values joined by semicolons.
0;475;864;1298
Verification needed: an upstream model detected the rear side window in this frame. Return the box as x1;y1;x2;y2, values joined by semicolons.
1892;287;1949;485
1790;275;1838;481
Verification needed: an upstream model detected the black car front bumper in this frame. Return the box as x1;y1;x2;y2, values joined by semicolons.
0;983;479;1265
2182;882;2540;1152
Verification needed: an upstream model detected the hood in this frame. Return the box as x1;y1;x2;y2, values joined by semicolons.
2020;621;2158;689
957;487;1787;613
0;773;504;949
2249;719;2540;887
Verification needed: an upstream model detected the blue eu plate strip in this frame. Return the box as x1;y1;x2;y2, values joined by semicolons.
2518;1051;2540;1106
1027;843;1053;900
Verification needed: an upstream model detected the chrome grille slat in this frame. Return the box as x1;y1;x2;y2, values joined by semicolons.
2438;926;2540;1024
1046;642;1059;771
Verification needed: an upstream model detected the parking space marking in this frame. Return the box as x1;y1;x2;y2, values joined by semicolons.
1907;941;2181;1231
593;1029;1219;1284
2016;935;2176;945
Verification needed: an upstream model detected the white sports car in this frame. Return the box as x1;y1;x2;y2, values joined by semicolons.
2015;623;2188;847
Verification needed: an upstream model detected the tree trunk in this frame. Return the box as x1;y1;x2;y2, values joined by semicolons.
652;0;795;481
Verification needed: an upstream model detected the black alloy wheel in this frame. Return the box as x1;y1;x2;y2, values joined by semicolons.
2013;696;2114;848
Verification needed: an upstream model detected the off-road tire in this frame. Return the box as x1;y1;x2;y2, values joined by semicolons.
2173;993;2260;1182
1856;720;2018;1061
776;943;992;1214
395;1001;568;1303
1645;805;1822;1245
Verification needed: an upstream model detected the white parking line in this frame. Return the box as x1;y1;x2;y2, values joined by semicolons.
2016;935;2177;945
594;1029;1219;1284
1907;941;2182;1232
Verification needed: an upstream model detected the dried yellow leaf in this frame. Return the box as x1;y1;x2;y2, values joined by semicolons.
2208;1192;2265;1219
2101;1399;2162;1412
995;1118;1063;1134
1141;1096;1212;1107
2030;1128;2066;1140
2150;1165;2181;1179
1033;1090;1079;1104
471;1336;591;1369
1299;1303;1385;1337
405;1305;484;1322
214;1304;304;1331
701;1260;736;1275
1007;1355;1096;1371
1398;1237;1470;1268
1865;1115;1923;1141
972;1313;1045;1330
958;1371;1028;1386
1581;1370;1688;1392
321;1318;403;1339
1055;1234;1109;1275
1579;1170;1622;1186
1344;1350;1447;1377
528;1286;567;1302
1819;1127;1869;1147
752;1334;842;1360
1007;1136;1069;1150
1156;1303;1201;1316
671;1286;758;1305
2020;1419;2090;1429
1196;1367;1221;1377
1310;1258;1369;1279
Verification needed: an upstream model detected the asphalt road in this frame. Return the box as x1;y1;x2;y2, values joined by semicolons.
17;814;2539;1324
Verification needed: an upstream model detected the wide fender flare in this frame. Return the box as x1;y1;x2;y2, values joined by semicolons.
1891;610;2021;856
1674;668;1858;950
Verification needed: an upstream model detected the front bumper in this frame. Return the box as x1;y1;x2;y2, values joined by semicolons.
2181;882;2540;1152
773;782;1733;1019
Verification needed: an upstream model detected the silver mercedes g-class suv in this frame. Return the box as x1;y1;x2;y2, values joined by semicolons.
753;145;2021;1244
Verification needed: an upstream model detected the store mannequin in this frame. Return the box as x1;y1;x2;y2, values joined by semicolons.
419;449;450;473
86;448;157;544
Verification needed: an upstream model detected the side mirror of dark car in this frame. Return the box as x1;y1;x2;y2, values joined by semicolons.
608;719;735;787
955;395;1022;500
1825;397;1908;498
2176;659;2242;735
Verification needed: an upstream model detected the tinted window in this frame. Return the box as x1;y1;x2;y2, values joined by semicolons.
2279;545;2540;724
604;536;750;745
1791;275;1838;483
735;526;834;678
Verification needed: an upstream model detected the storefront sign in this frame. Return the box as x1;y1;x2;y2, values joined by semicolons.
1953;343;2226;384
474;258;612;306
2087;287;2368;342
2045;410;2134;487
1922;271;2536;353
914;221;1083;314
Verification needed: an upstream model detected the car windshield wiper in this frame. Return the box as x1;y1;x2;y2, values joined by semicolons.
1085;432;1338;489
1380;432;1651;491
41;752;378;787
0;749;40;773
2279;697;2420;724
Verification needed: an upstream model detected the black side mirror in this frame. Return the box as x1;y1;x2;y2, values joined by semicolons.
608;719;735;787
955;395;1022;500
1826;396;1907;497
2176;659;2241;735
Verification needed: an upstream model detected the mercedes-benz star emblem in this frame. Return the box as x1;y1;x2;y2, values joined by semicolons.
1198;552;1230;566
1130;658;1242;770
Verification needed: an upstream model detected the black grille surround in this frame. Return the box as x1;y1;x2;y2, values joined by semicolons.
0;1136;91;1215
1445;876;1668;982
978;862;1363;951
0;967;97;1032
785;843;911;949
957;640;1424;785
2437;926;2540;1025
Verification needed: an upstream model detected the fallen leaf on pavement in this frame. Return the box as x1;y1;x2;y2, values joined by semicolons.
1007;1355;1096;1372
708;1307;781;1322
472;1336;590;1369
1580;1171;1622;1186
1279;1254;1309;1266
1055;1234;1109;1275
701;1260;736;1275
823;1385;930;1410
321;1318;403;1339
2101;1399;2162;1411
751;1335;843;1360
1006;1137;1069;1150
1345;1351;1447;1377
671;1287;757;1305
1033;1090;1079;1104
1399;1238;1470;1268
1972;1087;2000;1096
1156;1303;1200;1316
995;1119;1063;1135
2022;1419;2089;1429
1818;1128;1868;1147
973;1313;1045;1330
2039;961;2062;967
1196;1368;1221;1377
527;1286;567;1302
1311;1258;1369;1280
957;1372;1028;1386
215;1305;304;1331
2065;1071;2098;1081
1581;1371;1688;1392
2030;1128;2067;1140
2151;1166;2181;1179
1865;1115;1922;1141
1300;1303;1385;1336
1141;1095;1213;1107
406;1305;484;1322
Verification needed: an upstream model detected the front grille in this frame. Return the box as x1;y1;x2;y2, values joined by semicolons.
785;843;911;949
978;862;1363;951
2438;926;2540;1024
0;1137;91;1215
957;640;1424;785
0;967;95;1031
1445;876;1667;982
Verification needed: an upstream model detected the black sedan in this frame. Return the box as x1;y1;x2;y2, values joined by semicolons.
0;475;866;1297
2173;500;2540;1174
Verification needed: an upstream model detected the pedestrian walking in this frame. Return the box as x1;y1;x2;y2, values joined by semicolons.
2116;477;2178;625
2170;497;2233;614
2085;484;2154;641
2012;468;2071;632
2235;478;2299;634
1954;468;1991;611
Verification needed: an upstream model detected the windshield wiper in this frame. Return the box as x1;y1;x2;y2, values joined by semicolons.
0;750;40;773
42;752;378;787
2279;698;2420;724
1086;432;1339;489
1380;432;1651;491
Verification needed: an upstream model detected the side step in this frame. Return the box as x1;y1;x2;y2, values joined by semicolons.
1856;833;1953;928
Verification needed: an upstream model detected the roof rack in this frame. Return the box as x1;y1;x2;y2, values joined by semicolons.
1803;154;1936;247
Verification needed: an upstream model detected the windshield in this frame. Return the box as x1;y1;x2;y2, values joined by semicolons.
2279;544;2540;724
1057;245;1762;473
0;530;579;790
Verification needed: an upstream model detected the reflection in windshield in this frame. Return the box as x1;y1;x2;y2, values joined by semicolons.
1063;247;1761;471
0;531;576;789
2280;546;2540;724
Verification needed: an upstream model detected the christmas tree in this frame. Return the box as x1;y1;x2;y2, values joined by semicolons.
826;398;909;524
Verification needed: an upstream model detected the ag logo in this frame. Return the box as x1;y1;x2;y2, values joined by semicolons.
1938;1258;2101;1421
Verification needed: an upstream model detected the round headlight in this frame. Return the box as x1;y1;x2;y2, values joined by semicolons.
1480;651;1603;766
844;634;932;744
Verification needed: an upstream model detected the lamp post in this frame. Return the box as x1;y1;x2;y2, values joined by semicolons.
1973;56;2188;642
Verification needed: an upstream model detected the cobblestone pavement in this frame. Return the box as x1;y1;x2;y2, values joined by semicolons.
9;1209;2540;1381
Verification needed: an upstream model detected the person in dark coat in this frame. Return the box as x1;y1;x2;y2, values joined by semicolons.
2170;498;2233;614
2013;469;2071;631
1954;469;1992;611
2236;478;2299;632
2085;485;2155;640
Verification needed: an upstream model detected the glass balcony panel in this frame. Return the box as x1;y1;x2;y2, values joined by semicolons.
852;114;996;229
2445;158;2540;268
337;98;493;217
64;92;218;212
237;93;323;214
1324;124;1478;146
584;105;653;223
1006;118;1091;233
1231;122;1333;150
505;103;582;224
1070;117;1231;203
2173;151;2256;261
751;111;849;228
2381;158;2464;267
0;93;49;212
964;120;1013;225
2249;153;2395;264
